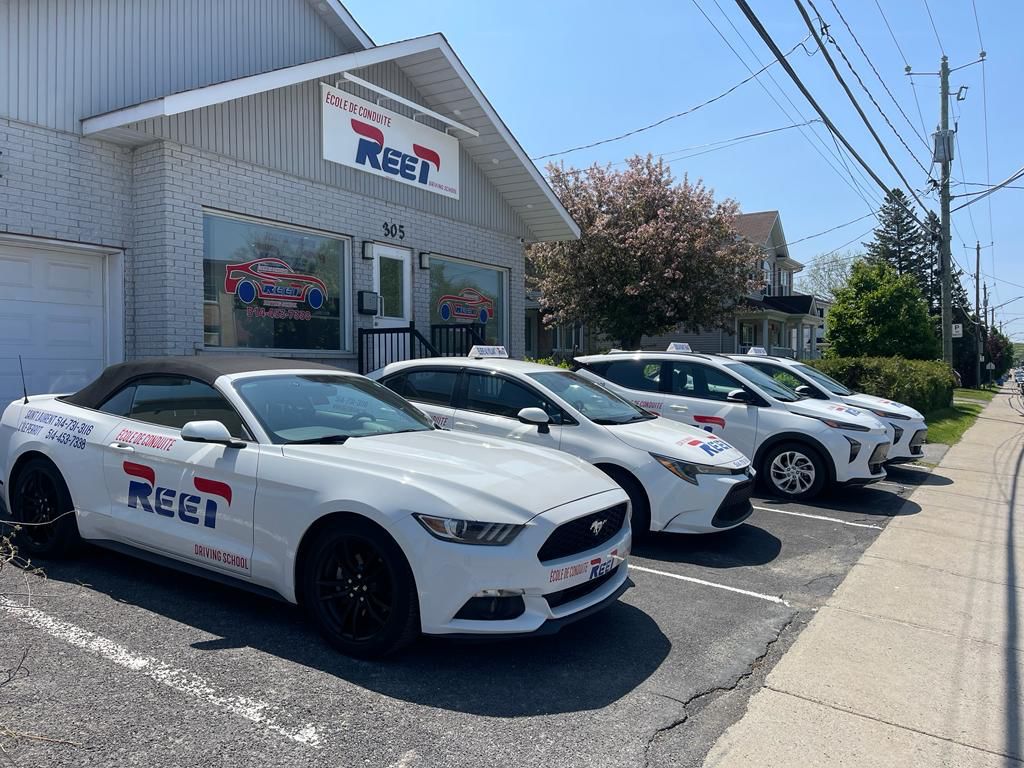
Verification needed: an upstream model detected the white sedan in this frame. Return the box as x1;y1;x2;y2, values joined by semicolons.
370;350;755;535
728;352;928;463
0;357;632;657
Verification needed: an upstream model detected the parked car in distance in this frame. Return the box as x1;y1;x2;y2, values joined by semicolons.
370;347;755;535
1;356;632;658
574;346;892;501
726;351;927;463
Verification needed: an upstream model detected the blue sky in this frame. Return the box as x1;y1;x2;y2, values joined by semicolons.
347;0;1024;335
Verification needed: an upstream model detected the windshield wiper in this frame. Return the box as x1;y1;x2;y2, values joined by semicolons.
283;434;350;445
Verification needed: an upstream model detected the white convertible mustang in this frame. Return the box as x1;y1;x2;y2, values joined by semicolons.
0;357;632;657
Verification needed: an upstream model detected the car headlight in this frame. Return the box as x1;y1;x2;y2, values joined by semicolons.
868;408;910;421
413;514;524;546
808;415;870;432
652;453;740;485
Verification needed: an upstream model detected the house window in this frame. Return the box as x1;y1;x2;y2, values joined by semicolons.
553;322;582;351
429;255;508;347
780;269;791;295
202;212;350;352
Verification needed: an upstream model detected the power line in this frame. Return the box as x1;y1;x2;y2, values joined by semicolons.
826;0;931;152
972;0;996;297
921;0;945;55
697;0;882;213
870;0;932;142
778;210;878;249
952;163;1024;212
793;0;933;221
529;39;809;161
955;132;980;242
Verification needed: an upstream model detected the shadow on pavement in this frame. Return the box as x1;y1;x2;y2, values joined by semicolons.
33;546;669;718
632;523;781;568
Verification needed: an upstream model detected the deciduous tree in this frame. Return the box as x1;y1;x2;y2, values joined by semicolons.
795;250;858;301
528;156;760;348
826;260;940;360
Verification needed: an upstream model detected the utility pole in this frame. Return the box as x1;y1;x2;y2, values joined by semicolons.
975;241;981;387
938;56;954;367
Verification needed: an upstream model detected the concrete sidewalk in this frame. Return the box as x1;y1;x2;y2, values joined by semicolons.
704;387;1024;767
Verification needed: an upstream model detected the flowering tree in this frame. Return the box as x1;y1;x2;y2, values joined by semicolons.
528;156;760;348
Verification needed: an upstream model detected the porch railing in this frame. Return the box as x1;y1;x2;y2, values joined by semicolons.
430;323;486;357
357;322;439;375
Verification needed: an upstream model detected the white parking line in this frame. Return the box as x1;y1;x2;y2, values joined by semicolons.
0;597;321;747
752;505;884;530
628;564;791;606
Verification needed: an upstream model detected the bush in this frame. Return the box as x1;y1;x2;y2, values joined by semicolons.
807;356;954;414
523;356;572;369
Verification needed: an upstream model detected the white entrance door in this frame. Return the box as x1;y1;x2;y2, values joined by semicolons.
0;240;119;405
370;244;413;369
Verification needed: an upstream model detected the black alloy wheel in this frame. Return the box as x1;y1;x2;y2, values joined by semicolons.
302;518;419;658
11;458;80;558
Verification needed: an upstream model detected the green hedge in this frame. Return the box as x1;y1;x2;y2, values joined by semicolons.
807;356;954;414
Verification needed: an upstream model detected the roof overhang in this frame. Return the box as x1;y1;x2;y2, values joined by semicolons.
81;34;579;243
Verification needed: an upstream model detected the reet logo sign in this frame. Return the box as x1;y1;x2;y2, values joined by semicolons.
321;83;460;199
124;462;231;529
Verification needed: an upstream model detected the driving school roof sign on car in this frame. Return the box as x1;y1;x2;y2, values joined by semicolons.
321;83;460;199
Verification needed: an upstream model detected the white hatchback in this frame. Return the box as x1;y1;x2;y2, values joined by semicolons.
371;351;756;535
726;352;928;463
575;348;892;501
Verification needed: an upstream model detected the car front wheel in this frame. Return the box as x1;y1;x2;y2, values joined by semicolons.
11;457;80;558
300;517;420;658
760;442;827;501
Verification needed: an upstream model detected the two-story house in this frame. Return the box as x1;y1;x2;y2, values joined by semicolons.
0;0;579;403
642;210;826;358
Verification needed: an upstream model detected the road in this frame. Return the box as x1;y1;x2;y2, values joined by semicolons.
0;465;931;768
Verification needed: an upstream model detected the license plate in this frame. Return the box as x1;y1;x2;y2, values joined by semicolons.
547;547;623;587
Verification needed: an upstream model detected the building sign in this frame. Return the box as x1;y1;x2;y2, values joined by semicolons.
430;256;507;346
321;83;460;199
203;213;349;351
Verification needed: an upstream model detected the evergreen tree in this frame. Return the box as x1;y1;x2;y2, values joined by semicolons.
864;190;934;306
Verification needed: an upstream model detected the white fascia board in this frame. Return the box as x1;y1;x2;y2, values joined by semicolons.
82;35;446;136
435;43;580;240
320;0;374;49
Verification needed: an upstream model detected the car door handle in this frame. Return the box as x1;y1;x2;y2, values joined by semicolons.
454;421;478;430
669;405;689;412
108;442;135;453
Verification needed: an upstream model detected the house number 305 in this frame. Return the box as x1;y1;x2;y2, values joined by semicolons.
382;221;405;240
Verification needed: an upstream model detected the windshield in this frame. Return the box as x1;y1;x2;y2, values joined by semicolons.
722;362;801;403
794;364;853;396
528;370;654;425
233;374;433;444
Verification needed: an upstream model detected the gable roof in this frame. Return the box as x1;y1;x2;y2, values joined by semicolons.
733;211;779;247
305;0;374;51
81;34;579;243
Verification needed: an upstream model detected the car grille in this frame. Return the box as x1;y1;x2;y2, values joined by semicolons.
711;479;754;528
868;442;889;473
545;566;620;609
537;502;628;563
909;429;927;455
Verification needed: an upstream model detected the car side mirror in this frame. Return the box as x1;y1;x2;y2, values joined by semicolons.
517;407;551;434
794;385;814;396
726;389;753;405
181;420;246;448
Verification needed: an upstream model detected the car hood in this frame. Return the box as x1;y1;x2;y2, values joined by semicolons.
603;418;750;469
787;398;889;432
843;393;925;421
282;430;621;524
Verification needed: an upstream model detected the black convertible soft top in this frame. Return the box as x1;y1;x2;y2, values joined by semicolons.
64;355;343;410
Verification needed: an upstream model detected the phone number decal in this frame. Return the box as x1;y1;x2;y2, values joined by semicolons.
246;306;312;321
18;409;94;450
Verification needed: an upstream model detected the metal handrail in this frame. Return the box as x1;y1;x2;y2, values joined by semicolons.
357;322;439;374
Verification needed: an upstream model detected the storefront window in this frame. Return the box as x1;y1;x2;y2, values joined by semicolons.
429;256;507;346
202;213;349;351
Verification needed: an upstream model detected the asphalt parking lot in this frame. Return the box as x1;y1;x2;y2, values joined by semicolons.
0;464;938;768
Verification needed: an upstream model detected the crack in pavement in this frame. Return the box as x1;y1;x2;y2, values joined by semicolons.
642;613;798;768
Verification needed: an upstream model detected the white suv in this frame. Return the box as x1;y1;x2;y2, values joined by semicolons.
574;349;892;501
726;352;928;463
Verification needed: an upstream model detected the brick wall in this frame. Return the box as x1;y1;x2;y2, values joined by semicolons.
0;119;527;368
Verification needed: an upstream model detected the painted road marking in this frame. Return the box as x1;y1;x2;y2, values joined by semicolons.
628;564;791;606
752;505;884;530
0;597;321;747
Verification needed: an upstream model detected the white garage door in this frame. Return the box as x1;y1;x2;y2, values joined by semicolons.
0;241;116;407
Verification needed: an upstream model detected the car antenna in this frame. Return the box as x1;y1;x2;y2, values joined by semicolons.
18;354;28;404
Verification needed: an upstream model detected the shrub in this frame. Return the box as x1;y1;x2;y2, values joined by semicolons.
807;356;954;414
523;356;572;369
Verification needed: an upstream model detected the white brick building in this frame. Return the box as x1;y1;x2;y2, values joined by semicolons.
0;0;577;403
